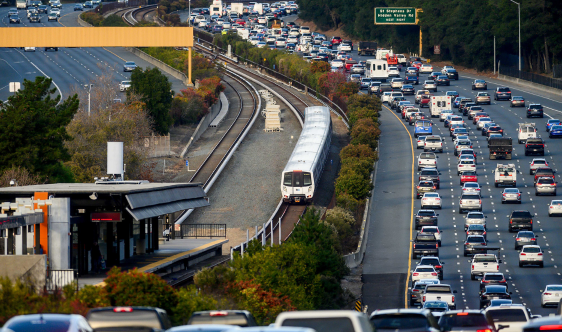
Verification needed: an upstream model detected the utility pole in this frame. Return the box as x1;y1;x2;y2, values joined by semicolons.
84;84;94;116
510;0;521;71
494;35;496;74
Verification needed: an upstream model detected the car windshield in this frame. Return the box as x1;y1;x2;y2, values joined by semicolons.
466;236;484;243
523;247;541;253
529;105;542;109
418;211;436;216
371;314;430;330
504;189;519;193
475;256;497;262
464;183;478;188
486;309;528;322
484;274;504;280
439;314;489;329
547;286;562;291
425;193;438;198
125;62;135;66
511;211;532;218
425;302;448;309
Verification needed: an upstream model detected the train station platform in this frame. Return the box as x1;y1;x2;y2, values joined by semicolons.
78;238;228;287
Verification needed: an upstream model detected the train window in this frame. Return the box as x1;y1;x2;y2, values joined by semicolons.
303;173;312;186
293;172;303;186
283;172;292;186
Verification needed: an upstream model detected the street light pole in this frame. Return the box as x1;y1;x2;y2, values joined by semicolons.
188;0;191;26
84;84;93;117
510;0;521;71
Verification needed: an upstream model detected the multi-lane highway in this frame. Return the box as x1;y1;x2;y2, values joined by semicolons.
362;63;562;315
0;5;186;102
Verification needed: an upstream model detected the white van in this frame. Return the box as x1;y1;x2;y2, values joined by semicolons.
430;96;452;118
365;59;389;82
517;123;537;143
209;0;222;17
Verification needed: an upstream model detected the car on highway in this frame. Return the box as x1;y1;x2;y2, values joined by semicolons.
9;14;20;23
438;310;495;332
416;136;427;149
440;109;454;122
480;286;512;309
423;80;437;92
549;125;562;138
541;285;562;307
462;182;481;196
441;65;454;74
37;4;48;12
510;96;526;107
119;81;132;92
459;171;477;185
420;227;443;248
422;301;449;316
401;84;415;95
351;64;365;74
415;90;430;103
459;193;482;215
546;119;562;132
411;265;439;286
499;188;522;204
509;210;534;232
409;281;434;306
418;152;438;171
494;87;512;100
454;139;472;155
387;66;400;77
457;160;476;176
29;12;40;22
370;308;441;331
467;224;487;240
476;92;491;105
390;78;404;89
446;91;459;98
436;75;450;86
416;181;436;199
2;314;93;332
420;64;433;73
73;4;83;11
486;126;504;137
415;210;439;230
8;8;17;16
535;177;557;195
47;11;58;21
485;305;536;332
406;67;419;75
337;43;351;52
50;7;60;16
472;79;488;90
479;273;508;293
519;245;544;267
514;230;538;250
465;212;487;231
534;167;556;183
123;61;137;72
548;200;562;217
83;0;93;8
527;103;544;118
445;68;459;80
488;299;513;307
421;193;442;209
51;0;62;8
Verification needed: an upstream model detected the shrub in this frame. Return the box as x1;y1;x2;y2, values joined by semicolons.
324;207;357;253
340;144;377;164
348;106;379;127
103;267;178;315
336;192;361;211
310;61;331;74
339;159;373;180
350;118;381;149
347;94;382;115
100;14;128;27
77;285;110;308
335;169;373;200
172;285;217;325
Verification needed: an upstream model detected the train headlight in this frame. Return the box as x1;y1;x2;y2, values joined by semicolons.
308;186;312;192
283;186;287;192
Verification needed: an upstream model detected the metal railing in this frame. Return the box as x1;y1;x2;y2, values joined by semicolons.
176;224;227;239
46;269;78;292
500;66;562;90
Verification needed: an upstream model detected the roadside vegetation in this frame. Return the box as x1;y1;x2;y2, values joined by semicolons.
297;0;562;72
81;13;128;27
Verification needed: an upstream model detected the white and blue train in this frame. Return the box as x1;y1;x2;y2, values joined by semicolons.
281;106;332;203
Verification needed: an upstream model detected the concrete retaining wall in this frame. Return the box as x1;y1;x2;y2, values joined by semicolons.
0;255;46;289
124;47;193;87
180;93;226;158
497;74;562;96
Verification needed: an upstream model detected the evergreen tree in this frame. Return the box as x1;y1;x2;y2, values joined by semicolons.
0;76;78;182
130;67;173;135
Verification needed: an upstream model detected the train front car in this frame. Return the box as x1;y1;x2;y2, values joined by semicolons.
281;106;332;203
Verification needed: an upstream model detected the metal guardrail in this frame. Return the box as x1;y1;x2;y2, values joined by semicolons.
500;66;562;90
176;224;227;238
46;269;77;292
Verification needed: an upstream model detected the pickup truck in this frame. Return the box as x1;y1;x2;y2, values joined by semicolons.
418;152;438;171
424;135;443;153
422;284;457;309
493;163;518;187
469;253;501;280
508;210;533;232
524;138;545;156
412;232;439;259
484;305;538;332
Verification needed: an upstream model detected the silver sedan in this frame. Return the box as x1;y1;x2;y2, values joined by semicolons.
501;188;521;204
530;158;549;175
463;182;482;195
548;200;562;217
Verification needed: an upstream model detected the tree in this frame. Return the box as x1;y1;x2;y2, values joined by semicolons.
0;76;78;182
310;61;331;74
340;144;377;163
0;167;42;187
130;67;173;135
335;169;373;200
350;118;381;149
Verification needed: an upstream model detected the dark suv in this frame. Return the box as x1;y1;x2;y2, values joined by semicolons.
370;309;440;332
494;87;512;101
438;310;496;332
188;310;258;327
415;210;439;230
479;272;508;293
534;167;555;183
527;104;544;118
480;285;512;309
525;138;545;156
417;181;436;199
419;168;441;189
419;256;445;279
508;210;534;232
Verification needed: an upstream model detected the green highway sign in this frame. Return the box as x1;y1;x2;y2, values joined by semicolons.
375;7;416;25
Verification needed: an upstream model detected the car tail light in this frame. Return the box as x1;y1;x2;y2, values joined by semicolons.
530;219;533;224
472;265;474;269
431;272;437;276
521;253;526;256
210;311;229;316
497;265;500;270
538;253;543;256
516;238;521;241
423;296;426;302
532;238;536;241
457;312;469;316
433;186;436;189
481;243;486;245
479;200;482;204
476;329;492;332
510;219;513;224
435;265;442;268
452;295;455;302
413;244;416;248
503;193;506;196
413;272;419;276
114;307;133;312
482;280;489;283
435;244;438;248
436;198;440;200
544;293;552;295
413;289;419;292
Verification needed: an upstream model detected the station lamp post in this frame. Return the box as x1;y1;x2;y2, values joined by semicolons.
509;0;521;71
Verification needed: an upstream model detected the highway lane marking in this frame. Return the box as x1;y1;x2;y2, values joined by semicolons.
383;103;415;308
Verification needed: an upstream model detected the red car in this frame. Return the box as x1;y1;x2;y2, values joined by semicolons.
345;59;358;71
332;36;342;45
413;61;423;69
472;114;489;124
236;19;246;26
460;170;478;184
420;94;432;108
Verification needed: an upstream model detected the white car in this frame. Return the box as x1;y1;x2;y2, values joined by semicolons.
265;35;276;43
249;37;260;46
257;41;267;48
548;200;562;217
50;8;61;16
417;136;427;149
257;17;267;24
420;64;434;73
411;265;439;285
476;117;493;129
119;80;131;92
440;109;453;121
388;66;400;77
421;193;442;209
222;22;232;29
287;36;298;43
24;47;36;52
289;29;300;36
424;80;437;92
519;245;544;267
420;226;442;246
215;18;225;26
275;38;286;47
457;160;476;175
198;20;208;28
193;15;205;24
338;43;351;52
390;78;404;89
381;92;393;104
462;182;481;195
331;59;344;68
465;212;486;230
541;284;562;307
441;66;454;74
